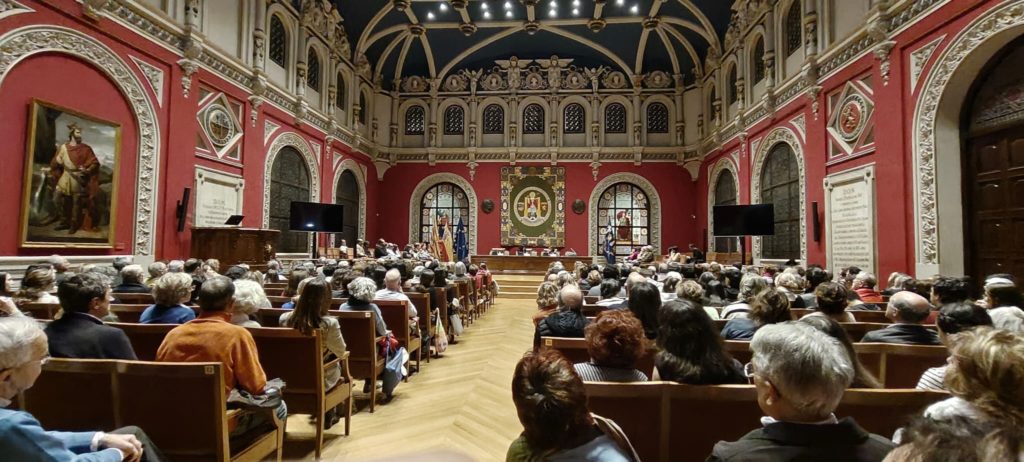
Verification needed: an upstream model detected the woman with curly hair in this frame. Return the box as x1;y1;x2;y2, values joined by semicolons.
140;273;196;324
532;282;560;325
573;310;649;382
721;289;792;341
13;267;59;306
655;299;746;385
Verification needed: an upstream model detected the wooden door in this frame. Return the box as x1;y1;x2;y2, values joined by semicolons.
965;127;1024;282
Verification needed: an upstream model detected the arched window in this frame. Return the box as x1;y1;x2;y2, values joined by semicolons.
714;171;738;253
605;103;626;134
358;91;368;125
785;1;803;57
405;105;425;135
752;37;766;83
760;144;800;260
444;105;465;135
483;104;504;134
269;147;311;253
268;15;287;68
419;182;470;245
335;73;346;108
726;66;738;105
563;103;585;134
597;183;650;260
647;102;669;133
334;170;360;247
306;48;320;90
523;103;545;134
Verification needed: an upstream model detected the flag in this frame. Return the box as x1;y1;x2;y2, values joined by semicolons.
455;218;469;261
603;215;616;264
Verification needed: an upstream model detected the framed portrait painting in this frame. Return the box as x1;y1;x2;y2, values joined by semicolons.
20;99;121;248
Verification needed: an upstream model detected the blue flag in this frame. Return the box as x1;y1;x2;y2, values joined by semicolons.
455;217;469;261
603;215;616;264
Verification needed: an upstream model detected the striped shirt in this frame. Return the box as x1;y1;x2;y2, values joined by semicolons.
574;362;649;383
916;365;947;390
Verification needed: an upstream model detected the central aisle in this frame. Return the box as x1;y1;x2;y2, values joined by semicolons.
287;297;537;461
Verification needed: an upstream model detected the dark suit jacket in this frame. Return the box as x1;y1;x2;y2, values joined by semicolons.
45;312;137;360
113;282;150;294
708;418;894;462
860;324;941;345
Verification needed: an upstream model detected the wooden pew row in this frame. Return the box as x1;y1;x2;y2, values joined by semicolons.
408;292;434;362
19;358;283;462
375;299;422;377
266;296;347;309
584;381;949;462
540;336;658;378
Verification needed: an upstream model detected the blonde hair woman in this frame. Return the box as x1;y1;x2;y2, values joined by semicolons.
140;273;195;324
14;267;59;306
532;282;560;325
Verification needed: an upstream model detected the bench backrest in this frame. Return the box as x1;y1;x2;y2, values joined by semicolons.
541;336;658;377
249;327;324;411
332;310;379;379
407;292;433;336
112;293;154;304
853;343;948;388
666;384;761;461
256;308;291;328
21;302;60;320
110;322;175;361
584;381;667;462
375;299;412;347
434;287;449;332
19;358;117;432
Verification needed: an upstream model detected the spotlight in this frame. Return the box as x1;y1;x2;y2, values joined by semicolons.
439;3;448;11
427;11;435;19
630;4;639;13
549;9;557;17
616;0;624;5
504;1;512;8
481;2;488;10
572;7;578;15
506;10;513;17
483;10;491;18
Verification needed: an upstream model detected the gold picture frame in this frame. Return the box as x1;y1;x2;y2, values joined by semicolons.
20;99;122;248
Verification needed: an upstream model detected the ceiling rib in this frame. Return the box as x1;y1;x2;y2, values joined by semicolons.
375;31;410;81
357;3;395;55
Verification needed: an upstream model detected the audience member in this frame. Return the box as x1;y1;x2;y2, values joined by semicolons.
984;282;1023;311
140;273;196;324
0;317;166;461
145;261;167;286
111;256;131;286
660;271;681;302
930;277;971;307
375;269;416;318
721;273;768;320
799;315;882;388
13;267;60;306
596;279;625;307
339;277;388;337
45;273;136;360
882;272;912;296
507;349;636;461
917;302;993;390
573;310;649;382
801;266;831;308
903;278;934;301
183;258;205;304
532;282;559;326
989;306;1024;333
721;289;791;341
625;281;661;340
807;282;856;323
231;280;269;328
887;415;1006;462
48;254;72;285
851;272;884;304
280;278;347;391
589;266;621;297
534;285;588;348
774;272;806;308
113;264;150;294
676;279;722;320
283;276;314;310
709;322;894;461
860;291;940;345
655;299;745;385
166;260;184;274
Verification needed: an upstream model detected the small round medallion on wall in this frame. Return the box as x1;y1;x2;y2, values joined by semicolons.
572;199;585;215
837;94;867;142
481;199;495;214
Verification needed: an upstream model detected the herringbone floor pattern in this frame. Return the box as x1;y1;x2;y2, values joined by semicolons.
282;297;536;461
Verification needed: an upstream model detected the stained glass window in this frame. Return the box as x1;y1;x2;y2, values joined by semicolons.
419;183;470;245
760;143;800;260
444;105;464;135
596;183;650;260
306;49;320;90
405;105;425;135
647;102;669;133
523;104;545;134
785;1;803;57
483;104;504;134
753;37;766;83
605;103;626;134
563;103;585;134
714;171;739;253
269;147;310;253
269;15;287;68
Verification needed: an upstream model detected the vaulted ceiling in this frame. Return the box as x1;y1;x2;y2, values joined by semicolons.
335;0;735;90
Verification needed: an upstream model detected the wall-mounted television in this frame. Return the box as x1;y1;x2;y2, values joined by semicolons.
289;202;344;233
713;204;775;236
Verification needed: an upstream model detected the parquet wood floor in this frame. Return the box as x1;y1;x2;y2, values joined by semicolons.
281;297;536;461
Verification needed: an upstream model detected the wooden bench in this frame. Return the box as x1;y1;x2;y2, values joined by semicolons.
375;299;422;377
434;287;450;339
540;336;658;378
21;302;60;320
20;358;283;462
250;328;353;459
110;304;200;323
407;292;434;362
853;343;947;389
584;381;948;462
584;295;600;304
112;293;154;304
850;310;891;323
333;310;386;412
255;308;291;328
111;322;175;361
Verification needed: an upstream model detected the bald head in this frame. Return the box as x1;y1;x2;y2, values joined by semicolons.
559;285;583;311
888;291;932;324
385;268;402;290
625;272;646;293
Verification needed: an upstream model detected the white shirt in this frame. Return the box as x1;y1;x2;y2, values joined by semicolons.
374;288;416;317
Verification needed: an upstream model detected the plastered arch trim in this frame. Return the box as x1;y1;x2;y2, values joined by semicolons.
0;25;161;256
331;158;367;241
263;132;321;229
588;173;663;256
912;0;1024;270
750;126;807;264
407;173;478;256
706;156;740;252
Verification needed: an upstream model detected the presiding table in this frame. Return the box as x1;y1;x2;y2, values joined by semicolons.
471;255;597;273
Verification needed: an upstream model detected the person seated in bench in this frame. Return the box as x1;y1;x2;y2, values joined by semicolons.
157;277;287;442
799;316;882;389
709;322;894;461
507;349;637;461
805;282;857;323
375;268;418;335
140;272;196;324
721;273;768;320
655;299;746;385
113;265;150;294
339;277;388;337
860;291;940;345
231;280;268;328
46;273;137;360
534;285;588;349
574;310;649;382
0;317;166;461
722;289;792;341
917;302;993;391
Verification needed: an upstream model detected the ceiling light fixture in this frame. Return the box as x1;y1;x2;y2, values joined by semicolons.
427;11;435;19
439;3;448;11
504;1;512;9
506;10;513;17
616;0;624;5
572;0;580;5
548;9;557;17
572;8;578;15
483;10;491;18
481;2;488;10
630;4;639;13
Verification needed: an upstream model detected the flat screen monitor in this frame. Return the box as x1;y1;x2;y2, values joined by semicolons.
288;202;344;233
713;204;775;236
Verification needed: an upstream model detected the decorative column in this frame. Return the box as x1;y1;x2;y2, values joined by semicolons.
249;0;268;126
177;0;204;98
673;73;685;146
294;23;309;123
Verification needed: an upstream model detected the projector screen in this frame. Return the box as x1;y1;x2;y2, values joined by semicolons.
712;204;775;236
288;202;344;233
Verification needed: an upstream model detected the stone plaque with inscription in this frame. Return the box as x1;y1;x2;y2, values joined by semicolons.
194;166;244;227
824;164;876;275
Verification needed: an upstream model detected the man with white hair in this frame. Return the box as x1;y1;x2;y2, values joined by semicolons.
852;272;884;304
145;261;167;286
375;268;416;318
113;264;150;294
709;322;894;460
860;292;941;345
0;317;167;461
48;254;71;285
166;260;184;273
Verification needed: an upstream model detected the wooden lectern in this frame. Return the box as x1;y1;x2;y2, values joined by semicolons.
190;227;280;268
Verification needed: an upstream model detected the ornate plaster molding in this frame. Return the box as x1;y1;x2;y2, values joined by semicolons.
0;26;161;255
0;0;32;20
129;55;165;107
587;172;663;257
407;173;478;256
332;158;367;240
706;156;739;253
912;1;1024;268
749;126;807;264
262;132;321;229
909;35;945;94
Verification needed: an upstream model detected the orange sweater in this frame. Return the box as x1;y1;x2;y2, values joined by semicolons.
156;311;267;395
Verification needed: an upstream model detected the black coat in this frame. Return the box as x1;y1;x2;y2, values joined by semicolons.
113;282;151;294
534;308;588;348
45;312;137;360
860;324;941;345
708;418;894;462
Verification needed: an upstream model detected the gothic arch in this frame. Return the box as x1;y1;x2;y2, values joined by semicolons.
706;156;740;252
912;0;1024;275
0;25;161;256
263;132;321;229
588;173;663;255
407;173;478;256
332;158;367;240
750;126;807;264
